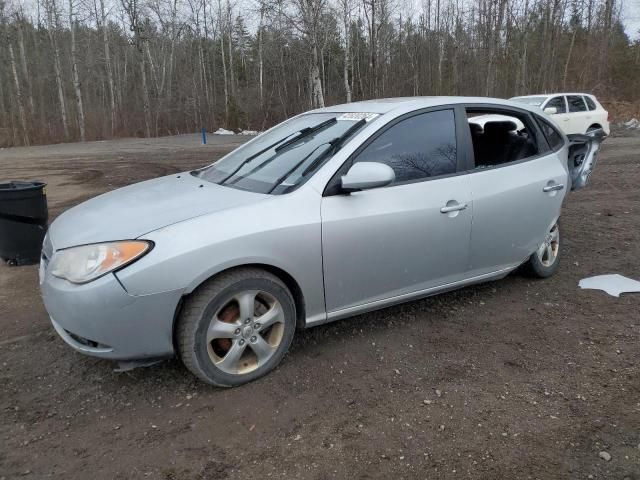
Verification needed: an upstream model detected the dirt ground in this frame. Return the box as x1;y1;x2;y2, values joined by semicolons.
1;133;639;480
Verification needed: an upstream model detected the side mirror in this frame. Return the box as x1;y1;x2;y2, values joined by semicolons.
341;162;395;193
544;107;558;115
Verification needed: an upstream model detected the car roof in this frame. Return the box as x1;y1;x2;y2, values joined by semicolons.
512;93;596;98
310;96;539;115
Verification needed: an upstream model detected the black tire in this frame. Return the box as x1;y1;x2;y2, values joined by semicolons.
525;222;561;278
177;268;296;387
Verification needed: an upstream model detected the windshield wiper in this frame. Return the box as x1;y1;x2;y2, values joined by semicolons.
218;117;337;184
299;118;367;177
267;143;332;194
274;117;337;152
268;118;368;194
227;117;340;185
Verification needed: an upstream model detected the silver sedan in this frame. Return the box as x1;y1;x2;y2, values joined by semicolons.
40;97;602;386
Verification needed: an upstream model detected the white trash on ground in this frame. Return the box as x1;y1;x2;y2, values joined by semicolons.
214;128;235;135
579;274;640;297
623;118;639;129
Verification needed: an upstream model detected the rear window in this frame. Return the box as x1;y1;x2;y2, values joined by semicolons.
510;96;547;107
567;95;587;112
536;116;564;151
584;96;597;111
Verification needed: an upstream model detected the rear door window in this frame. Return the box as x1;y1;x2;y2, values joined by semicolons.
584;96;597;111
567;95;587;112
546;96;567;113
467;109;539;168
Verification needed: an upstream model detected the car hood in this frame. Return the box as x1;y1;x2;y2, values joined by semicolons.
48;173;266;250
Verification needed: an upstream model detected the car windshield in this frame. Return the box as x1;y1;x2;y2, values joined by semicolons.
196;113;375;194
510;96;547;107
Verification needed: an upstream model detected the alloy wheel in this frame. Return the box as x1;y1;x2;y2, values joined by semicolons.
536;223;560;267
206;290;285;375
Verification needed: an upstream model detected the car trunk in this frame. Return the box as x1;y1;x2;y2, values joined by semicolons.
567;128;605;190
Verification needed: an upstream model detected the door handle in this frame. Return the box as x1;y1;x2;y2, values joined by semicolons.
440;203;468;213
543;184;564;192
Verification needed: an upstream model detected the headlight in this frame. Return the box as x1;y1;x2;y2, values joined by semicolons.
50;241;152;284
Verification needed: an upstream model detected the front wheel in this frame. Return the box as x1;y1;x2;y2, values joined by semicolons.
525;222;561;278
177;268;296;387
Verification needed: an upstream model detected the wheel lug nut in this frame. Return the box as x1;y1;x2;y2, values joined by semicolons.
239;339;245;345
244;318;251;324
234;328;241;335
254;323;260;330
250;336;257;343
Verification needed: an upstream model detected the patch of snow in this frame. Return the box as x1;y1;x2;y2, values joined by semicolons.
239;130;259;136
214;128;235;135
623;118;639;129
579;274;640;297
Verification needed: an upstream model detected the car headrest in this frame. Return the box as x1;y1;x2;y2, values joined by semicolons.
483;121;518;136
469;123;483;135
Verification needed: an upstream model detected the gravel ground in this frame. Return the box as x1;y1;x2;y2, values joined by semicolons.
0;133;639;480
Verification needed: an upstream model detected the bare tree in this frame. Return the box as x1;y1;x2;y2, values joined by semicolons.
43;0;70;140
15;11;35;117
339;0;352;101
95;0;118;133
218;0;230;123
121;0;152;138
0;0;637;146
69;0;86;141
7;32;30;145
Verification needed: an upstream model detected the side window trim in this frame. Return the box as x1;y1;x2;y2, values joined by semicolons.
322;105;463;196
455;104;475;172
535;115;566;152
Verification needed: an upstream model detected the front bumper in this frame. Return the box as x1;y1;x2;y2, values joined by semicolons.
41;269;183;360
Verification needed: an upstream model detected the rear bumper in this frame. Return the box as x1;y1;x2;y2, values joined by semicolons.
41;271;182;360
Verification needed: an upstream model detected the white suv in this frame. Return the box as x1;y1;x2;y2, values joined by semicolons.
510;93;609;136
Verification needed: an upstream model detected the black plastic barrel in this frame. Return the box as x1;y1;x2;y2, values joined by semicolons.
0;181;48;266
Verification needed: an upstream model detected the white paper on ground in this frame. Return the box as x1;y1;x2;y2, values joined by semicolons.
578;274;640;297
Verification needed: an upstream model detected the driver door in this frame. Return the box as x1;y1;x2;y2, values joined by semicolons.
320;108;473;316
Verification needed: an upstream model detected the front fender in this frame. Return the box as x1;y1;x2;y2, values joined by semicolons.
115;187;326;325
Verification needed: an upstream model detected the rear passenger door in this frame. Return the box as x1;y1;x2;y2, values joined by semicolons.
463;106;566;277
566;95;590;134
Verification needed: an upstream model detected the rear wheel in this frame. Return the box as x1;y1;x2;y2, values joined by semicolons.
177;268;296;386
525;222;560;278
